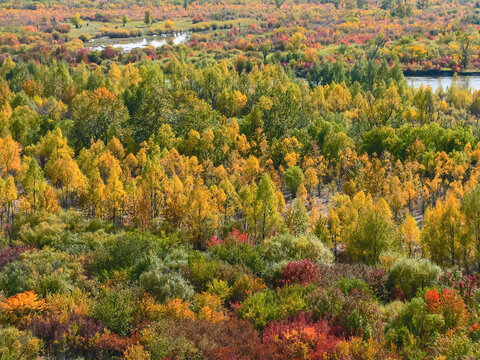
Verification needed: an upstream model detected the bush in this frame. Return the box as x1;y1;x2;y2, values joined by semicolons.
385;297;444;349
79;34;92;42
228;274;266;303
209;242;264;275
262;313;338;359
424;288;470;330
237;284;314;329
337;278;371;296
263;234;333;265
142;318;262;360
0;248;82;297
276;259;320;286
316;264;388;301
307;287;345;320
187;252;220;291
340;288;382;339
91;286;137;336
30;312;105;358
388;258;442;300
140;269;194;302
0;245;34;270
56;24;71;33
90;231;171;277
0;326;42;360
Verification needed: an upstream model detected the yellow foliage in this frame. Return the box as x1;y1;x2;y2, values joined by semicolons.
1;291;46;323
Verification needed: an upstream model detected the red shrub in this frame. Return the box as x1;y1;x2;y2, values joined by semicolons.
0;245;34;270
262;313;339;360
425;288;470;329
30;312;105;357
440;269;479;303
277;259;320;287
95;333;135;357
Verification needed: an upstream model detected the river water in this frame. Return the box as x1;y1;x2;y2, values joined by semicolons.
89;32;189;51
405;75;480;91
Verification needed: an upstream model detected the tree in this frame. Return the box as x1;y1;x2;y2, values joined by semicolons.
46;153;86;207
422;194;470;267
105;166;126;225
401;213;421;257
1;176;17;224
455;31;479;70
22;159;46;212
462;184;480;265
346;197;396;265
186;184;219;249
70;88;129;150
122;14;130;27
284;166;304;197
0;135;21;177
416;0;430;9
328;209;341;260
252;174;282;241
70;13;83;29
285;199;309;234
144;9;153;26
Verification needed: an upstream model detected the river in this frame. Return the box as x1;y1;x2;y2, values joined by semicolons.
405;75;480;91
88;32;190;52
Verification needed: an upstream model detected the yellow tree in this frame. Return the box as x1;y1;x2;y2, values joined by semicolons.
82;169;106;218
422;193;470;267
46;153;86;207
186;183;219;249
401;213;421;257
163;175;187;228
139;156;166;224
106;166;126;226
0;135;21;177
388;176;408;220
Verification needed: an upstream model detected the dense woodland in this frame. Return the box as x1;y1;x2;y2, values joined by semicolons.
2;0;480;359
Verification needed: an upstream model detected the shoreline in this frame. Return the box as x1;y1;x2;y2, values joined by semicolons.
403;69;480;77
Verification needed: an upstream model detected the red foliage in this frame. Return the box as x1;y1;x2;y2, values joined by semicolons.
95;333;135;357
440;269;479;303
0;245;34;270
425;288;469;329
207;228;251;248
425;289;441;314
30;312;105;357
277;259;320;287
262;313;339;360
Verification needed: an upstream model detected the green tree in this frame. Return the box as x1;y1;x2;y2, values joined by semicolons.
23;159;46;212
346;198;396;265
144;9;153;26
70;88;129;150
285;198;309;234
462;184;480;265
284;166;304;197
252;174;282;241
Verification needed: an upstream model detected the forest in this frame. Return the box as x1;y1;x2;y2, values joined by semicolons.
2;0;480;359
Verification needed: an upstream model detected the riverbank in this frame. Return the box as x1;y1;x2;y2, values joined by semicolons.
403;69;480;77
